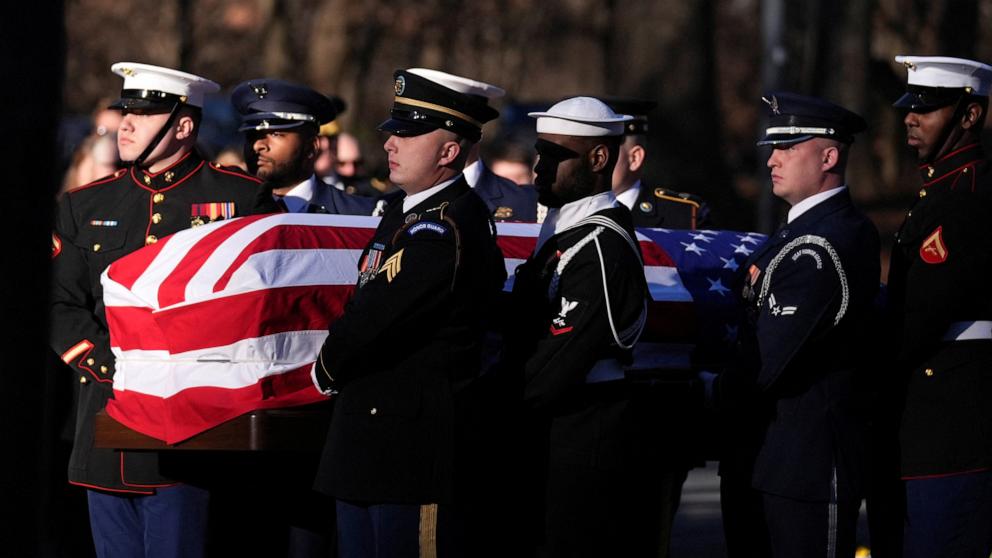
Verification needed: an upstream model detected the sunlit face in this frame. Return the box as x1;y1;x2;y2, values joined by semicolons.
248;129;310;184
491;160;534;186
336;134;364;177
116;110;172;163
903;104;955;162
766;138;834;206
383;129;458;192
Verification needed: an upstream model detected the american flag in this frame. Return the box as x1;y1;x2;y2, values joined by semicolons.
102;213;764;443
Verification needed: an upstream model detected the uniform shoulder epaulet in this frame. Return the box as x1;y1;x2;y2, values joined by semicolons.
69;168;128;194
207;161;262;183
653;187;702;208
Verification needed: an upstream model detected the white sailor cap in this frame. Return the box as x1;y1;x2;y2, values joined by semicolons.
109;62;220;110
528;96;633;136
407;68;505;101
893;55;992;111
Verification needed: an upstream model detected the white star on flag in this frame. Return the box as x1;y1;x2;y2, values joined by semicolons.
732;243;754;255
707;277;731;296
681;241;707;255
691;233;713;243
723;323;739;343
738;234;761;245
720;256;739;272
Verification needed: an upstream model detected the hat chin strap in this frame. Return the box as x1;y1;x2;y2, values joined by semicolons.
127;101;184;169
926;95;969;164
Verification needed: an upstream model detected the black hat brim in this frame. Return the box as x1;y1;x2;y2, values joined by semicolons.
108;98;173;111
756;134;816;147
377;117;438;137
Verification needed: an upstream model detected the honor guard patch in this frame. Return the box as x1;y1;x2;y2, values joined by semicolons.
381;249;404;283
407;221;449;236
191;202;236;223
494;206;514;220
51;232;62;259
920;226;948;264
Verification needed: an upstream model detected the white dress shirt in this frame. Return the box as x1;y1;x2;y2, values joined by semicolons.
787;185;846;224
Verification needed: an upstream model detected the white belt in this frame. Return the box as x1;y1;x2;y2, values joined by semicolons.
943;320;992;341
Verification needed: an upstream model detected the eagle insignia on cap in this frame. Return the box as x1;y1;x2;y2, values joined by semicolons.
250;83;268;99
761;95;781;115
120;67;135;77
902;60;917;70
395;76;406;96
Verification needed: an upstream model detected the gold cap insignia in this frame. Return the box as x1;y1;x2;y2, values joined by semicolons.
395;75;406;96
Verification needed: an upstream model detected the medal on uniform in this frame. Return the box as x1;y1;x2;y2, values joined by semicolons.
358;242;386;288
191;202;236;225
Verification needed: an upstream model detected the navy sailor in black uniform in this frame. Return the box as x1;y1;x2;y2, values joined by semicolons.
888;55;992;558
704;92;880;558
310;68;506;558
49;62;260;557
501;97;664;557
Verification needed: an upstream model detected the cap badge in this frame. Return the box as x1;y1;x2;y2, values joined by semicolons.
395;76;406;96
164;171;175;183
494;206;514;219
445;119;454;128
250;83;268;99
902;60;917;70
761;95;781;115
120;67;135;77
639;201;653;213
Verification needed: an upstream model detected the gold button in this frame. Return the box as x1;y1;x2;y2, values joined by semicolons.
370;407;377;415
145;235;158;245
86;358;95;366
925;368;934;377
100;365;109;374
927;166;934;178
143;175;152;185
79;376;88;384
152;213;162;224
164;171;175;183
92;243;101;252
963;167;969;174
919;189;927;198
153;193;165;204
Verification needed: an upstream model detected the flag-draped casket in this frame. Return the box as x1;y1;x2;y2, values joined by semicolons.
101;213;764;444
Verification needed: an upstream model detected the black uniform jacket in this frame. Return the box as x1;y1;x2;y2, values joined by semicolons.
887;143;992;478
50;151;260;492
718;189;880;502
629;185;708;230
506;205;649;471
312;177;506;504
474;163;539;222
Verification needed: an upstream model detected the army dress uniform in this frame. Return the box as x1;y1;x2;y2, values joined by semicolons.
312;175;505;504
624;182;708;229
50;150;260;492
465;159;539;222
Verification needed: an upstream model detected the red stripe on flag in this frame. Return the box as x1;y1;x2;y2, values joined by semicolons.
212;224;375;293
138;285;353;354
106;364;325;444
107;236;172;291
496;235;537;260
639;240;675;267
156;216;270;308
106;306;168;351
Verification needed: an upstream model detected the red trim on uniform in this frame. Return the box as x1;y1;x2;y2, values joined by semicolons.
131;160;205;193
208;162;262;183
119;453;178;488
69;480;155;495
144;150;194;178
61;339;94;364
902;466;991;481
68;169;127;193
924;161;982;188
918;143;980;171
62;341;113;384
550;325;574;336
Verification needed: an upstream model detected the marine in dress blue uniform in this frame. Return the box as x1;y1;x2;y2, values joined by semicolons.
49;62;260;558
232;78;375;216
310;68;507;558
887;56;992;558
707;92;880;558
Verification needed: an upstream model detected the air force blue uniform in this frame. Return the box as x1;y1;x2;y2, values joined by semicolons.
715;92;880;558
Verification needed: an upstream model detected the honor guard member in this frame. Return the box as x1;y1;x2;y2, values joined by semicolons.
371;68;539;222
502;97;661;557
703;92;879;558
232;79;375;216
605;96;710;229
888;56;992;558
49;62;259;557
310;68;506;558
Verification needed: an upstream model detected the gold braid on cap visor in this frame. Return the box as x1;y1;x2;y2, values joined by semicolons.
393;96;483;128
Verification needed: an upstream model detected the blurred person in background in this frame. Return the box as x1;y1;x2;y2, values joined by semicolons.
214;145;247;171
488;139;536;186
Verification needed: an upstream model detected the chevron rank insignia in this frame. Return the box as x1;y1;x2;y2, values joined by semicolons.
920;226;948;264
51;233;62;259
381;249;404;283
550;297;581;336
